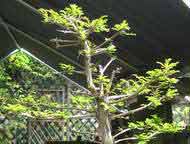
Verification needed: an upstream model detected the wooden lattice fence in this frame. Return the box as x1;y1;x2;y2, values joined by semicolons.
11;85;97;144
27;117;97;144
12;114;97;144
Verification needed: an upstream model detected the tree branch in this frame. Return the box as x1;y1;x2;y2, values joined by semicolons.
56;43;79;48
102;57;115;74
108;94;131;100
64;16;78;31
84;40;97;90
113;128;131;138
72;70;85;75
95;31;121;49
98;65;104;96
50;38;79;43
115;137;137;144
92;48;107;56
106;70;116;95
98;58;116;95
109;80;152;104
113;103;152;119
56;29;77;34
149;132;160;139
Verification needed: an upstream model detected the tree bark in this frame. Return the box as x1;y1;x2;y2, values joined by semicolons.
97;99;114;144
83;41;96;90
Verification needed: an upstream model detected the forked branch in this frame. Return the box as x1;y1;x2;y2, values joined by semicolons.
113;102;152;119
95;31;121;49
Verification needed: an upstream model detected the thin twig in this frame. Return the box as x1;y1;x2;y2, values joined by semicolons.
106;70;116;94
99;65;104;96
56;43;79;48
95;31;121;49
56;29;77;34
50;38;79;43
109;81;152;104
102;57;116;74
93;48;107;56
113;128;131;138
115;137;137;144
113;103;152;119
108;94;132;100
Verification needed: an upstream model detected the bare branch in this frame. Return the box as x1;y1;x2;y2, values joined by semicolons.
113;97;164;118
149;132;160;139
73;70;85;75
109;80;153;104
95;31;121;49
113;103;152;119
93;48;107;56
110;105;127;113
115;137;137;144
115;131;159;144
113;127;144;139
106;67;121;95
57;29;77;34
98;65;104;96
50;38;79;43
84;40;97;90
65;16;78;31
106;70;116;95
102;57;116;74
108;94;131;100
98;58;116;96
56;43;79;48
109;92;138;104
113;128;131;138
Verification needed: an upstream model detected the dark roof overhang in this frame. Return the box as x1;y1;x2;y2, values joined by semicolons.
1;0;190;86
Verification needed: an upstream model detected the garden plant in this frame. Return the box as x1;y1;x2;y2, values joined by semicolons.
38;4;184;144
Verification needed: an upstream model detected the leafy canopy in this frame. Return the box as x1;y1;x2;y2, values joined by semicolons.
38;4;183;144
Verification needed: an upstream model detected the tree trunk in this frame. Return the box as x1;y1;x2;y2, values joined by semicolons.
83;41;96;90
97;99;114;144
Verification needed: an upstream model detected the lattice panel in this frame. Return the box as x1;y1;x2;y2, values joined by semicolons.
27;117;97;144
28;120;65;143
2;81;93;144
15;127;28;144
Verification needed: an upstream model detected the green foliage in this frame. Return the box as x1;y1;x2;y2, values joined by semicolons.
90;16;109;32
94;75;110;84
4;104;27;113
36;4;185;144
8;51;31;70
146;96;161;107
173;105;190;127
39;4;134;45
63;4;84;17
106;44;117;54
113;20;130;31
0;51;72;142
129;115;182;144
59;63;75;75
71;95;95;109
113;59;179;108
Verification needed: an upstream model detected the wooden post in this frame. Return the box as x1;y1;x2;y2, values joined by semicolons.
27;119;31;144
64;81;71;104
60;87;65;104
